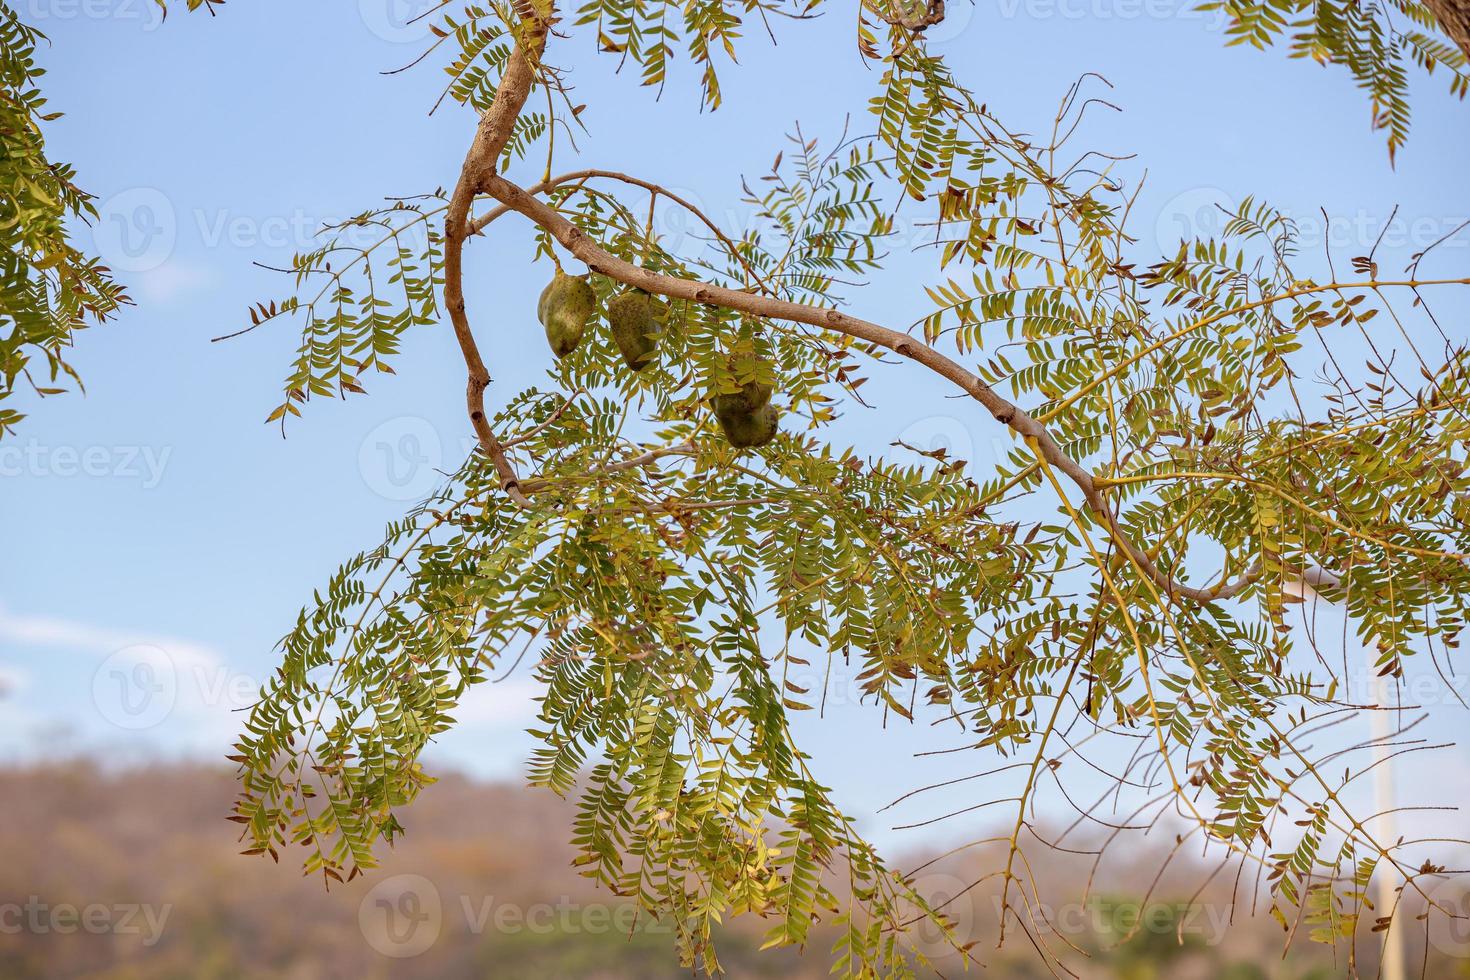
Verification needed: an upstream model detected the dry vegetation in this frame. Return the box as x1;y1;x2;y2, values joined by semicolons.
5;761;1464;977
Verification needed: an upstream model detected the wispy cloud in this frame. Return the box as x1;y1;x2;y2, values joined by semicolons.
0;605;220;669
453;678;541;728
0;602;248;757
0;603;538;777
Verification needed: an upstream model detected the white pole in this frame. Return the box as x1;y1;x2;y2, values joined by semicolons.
1292;569;1404;980
1369;673;1405;980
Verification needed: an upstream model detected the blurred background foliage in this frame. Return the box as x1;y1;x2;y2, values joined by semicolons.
3;761;1465;978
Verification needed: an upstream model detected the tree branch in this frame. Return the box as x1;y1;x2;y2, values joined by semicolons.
869;0;947;31
518;441;698;494
470;168;769;289
482;171;1262;604
503;387;583;448
442;19;551;507
1426;0;1470;57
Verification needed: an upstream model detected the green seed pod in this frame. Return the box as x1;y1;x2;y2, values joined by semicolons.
713;378;772;416
538;271;597;359
716;400;780;449
607;288;663;371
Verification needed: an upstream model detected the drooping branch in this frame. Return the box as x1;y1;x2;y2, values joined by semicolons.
451;9;1460;607
482;171;1270;604
443;8;1235;601
470;168;770;288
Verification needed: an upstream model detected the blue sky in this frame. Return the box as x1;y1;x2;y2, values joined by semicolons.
2;0;1469;859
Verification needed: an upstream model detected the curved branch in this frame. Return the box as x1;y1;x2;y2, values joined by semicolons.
483;171;1256;604
470;168;769;289
518;440;698;494
442;23;551;506
503;387;583;448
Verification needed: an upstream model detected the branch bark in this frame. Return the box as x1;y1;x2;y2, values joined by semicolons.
870;0;947;31
470;168;768;289
443;22;551;506
1426;0;1470;57
482;172;1261;604
453;10;1417;605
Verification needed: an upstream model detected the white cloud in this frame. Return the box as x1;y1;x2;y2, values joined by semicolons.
0;605;220;669
0;602;251;757
452;678;541;729
131;259;217;304
0;603;538;777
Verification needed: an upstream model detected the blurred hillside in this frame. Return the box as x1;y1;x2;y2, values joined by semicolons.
0;761;1465;978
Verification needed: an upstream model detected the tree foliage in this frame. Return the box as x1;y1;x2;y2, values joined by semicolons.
16;0;1470;974
1205;0;1469;159
3;0;1463;438
210;1;1470;973
0;3;129;438
0;0;230;439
